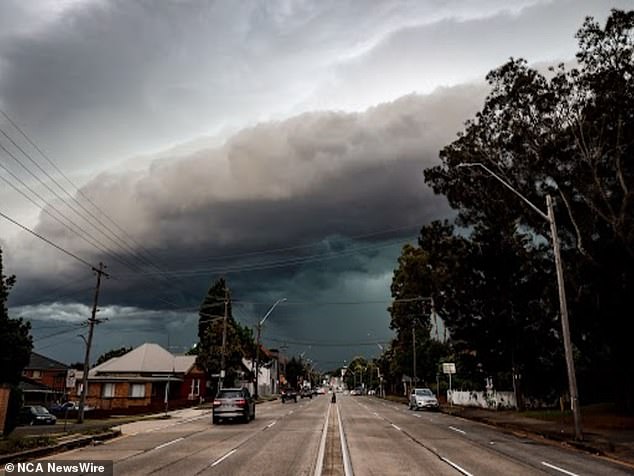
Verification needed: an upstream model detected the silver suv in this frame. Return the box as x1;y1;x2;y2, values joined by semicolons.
409;388;439;411
212;388;255;424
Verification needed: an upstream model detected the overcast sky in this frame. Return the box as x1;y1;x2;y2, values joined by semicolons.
0;0;628;369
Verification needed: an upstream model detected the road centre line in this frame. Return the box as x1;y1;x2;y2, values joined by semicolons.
391;423;402;431
211;448;237;467
441;457;475;476
266;421;277;428
154;437;184;451
336;404;353;476
313;401;332;476
541;461;580;476
449;426;466;434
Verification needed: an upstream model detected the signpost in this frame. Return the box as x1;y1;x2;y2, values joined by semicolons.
442;363;456;406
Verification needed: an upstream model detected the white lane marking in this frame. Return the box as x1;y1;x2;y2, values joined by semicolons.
313;402;332;476
441;457;474;476
373;412;379;416
391;423;402;431
153;437;184;451
288;410;294;415
336;405;353;476
541;461;580;476
449;426;466;435
413;414;421;418
211;448;237;467
266;421;277;428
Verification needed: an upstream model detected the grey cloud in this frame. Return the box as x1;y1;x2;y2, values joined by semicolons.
0;0;543;174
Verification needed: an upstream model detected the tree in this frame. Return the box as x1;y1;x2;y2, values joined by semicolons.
424;10;634;409
96;346;132;366
0;246;32;435
284;357;307;389
196;278;255;391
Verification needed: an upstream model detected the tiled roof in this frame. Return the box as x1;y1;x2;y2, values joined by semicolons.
26;352;69;371
90;343;196;374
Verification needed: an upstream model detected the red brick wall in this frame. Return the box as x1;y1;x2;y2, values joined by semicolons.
0;386;10;435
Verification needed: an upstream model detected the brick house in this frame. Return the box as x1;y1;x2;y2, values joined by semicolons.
80;343;206;410
20;352;69;405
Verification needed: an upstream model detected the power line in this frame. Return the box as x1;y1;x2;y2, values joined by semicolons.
0;210;94;268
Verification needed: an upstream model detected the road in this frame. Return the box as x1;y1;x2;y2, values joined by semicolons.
24;395;632;476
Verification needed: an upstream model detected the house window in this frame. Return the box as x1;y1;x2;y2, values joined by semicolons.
102;383;116;398
190;379;200;397
129;384;145;398
32;370;41;379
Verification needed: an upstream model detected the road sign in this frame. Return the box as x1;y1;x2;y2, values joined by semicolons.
65;370;76;388
442;363;456;374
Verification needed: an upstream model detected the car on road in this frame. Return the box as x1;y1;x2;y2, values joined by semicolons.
19;406;57;425
300;388;312;399
281;388;298;403
409;388;439;411
212;388;255;424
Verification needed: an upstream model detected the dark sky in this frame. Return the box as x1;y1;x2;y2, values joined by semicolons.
0;0;627;368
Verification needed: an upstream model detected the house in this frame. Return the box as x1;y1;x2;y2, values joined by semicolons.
79;343;206;410
243;346;288;396
20;352;70;405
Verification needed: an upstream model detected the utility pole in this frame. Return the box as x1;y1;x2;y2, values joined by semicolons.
219;287;229;390
547;195;582;440
254;323;262;398
412;322;417;390
77;262;108;424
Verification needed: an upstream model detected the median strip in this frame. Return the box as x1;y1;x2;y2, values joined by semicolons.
336;405;353;476
313;402;331;476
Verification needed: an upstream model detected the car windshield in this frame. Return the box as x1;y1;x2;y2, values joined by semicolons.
415;389;433;397
32;406;49;414
217;390;242;399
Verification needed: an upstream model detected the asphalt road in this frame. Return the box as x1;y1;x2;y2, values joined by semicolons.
20;395;633;476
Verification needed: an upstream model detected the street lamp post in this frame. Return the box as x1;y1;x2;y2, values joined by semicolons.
254;298;287;400
458;162;582;440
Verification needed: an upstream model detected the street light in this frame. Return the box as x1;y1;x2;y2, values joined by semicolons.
457;162;582;440
254;298;287;400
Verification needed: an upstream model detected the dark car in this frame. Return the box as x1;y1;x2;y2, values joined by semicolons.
20;406;57;425
212;388;255;424
280;388;297;403
300;388;312;399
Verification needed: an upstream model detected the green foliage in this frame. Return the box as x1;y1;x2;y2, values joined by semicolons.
195;278;255;389
96;346;132;366
0;246;32;386
283;357;307;389
418;9;634;408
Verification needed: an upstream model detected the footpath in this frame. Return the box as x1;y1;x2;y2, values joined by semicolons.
442;405;634;467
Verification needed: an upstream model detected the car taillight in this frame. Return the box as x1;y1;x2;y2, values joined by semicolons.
235;399;246;406
213;400;222;407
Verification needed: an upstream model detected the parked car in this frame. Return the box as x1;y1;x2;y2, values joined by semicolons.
212;388;255;424
300;388;312;399
409;388;439;411
49;401;94;415
20;406;57;425
280;388;297;403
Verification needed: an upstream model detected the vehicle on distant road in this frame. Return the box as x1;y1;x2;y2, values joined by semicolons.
409;388;439;411
300;388;312;399
281;388;298;403
20;406;57;425
212;388;255;424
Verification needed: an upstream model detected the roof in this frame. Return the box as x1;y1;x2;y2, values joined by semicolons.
19;377;56;393
90;343;196;375
26;352;68;371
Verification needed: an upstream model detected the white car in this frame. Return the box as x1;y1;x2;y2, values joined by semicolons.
409;388;439;411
